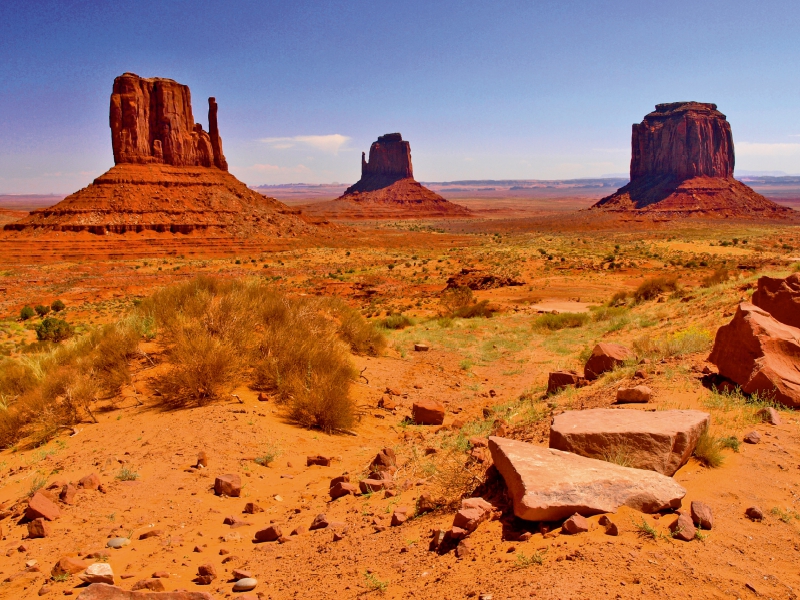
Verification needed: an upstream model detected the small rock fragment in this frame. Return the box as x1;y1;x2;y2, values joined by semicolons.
743;431;761;444
25;492;61;521
233;577;258;592
131;578;166;592
745;506;763;521
756;407;781;425
309;514;329;530
670;513;696;541
79;562;114;585
562;513;590;535
690;501;713;530
307;455;332;467
27;518;51;539
616;385;652;403
244;502;263;514
254;525;282;542
106;537;130;549
214;474;242;497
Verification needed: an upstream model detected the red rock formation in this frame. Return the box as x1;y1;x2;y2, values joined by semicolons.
708;303;800;407
110;72;227;170
593;102;793;218
303;133;471;219
751;273;800;328
5;74;322;237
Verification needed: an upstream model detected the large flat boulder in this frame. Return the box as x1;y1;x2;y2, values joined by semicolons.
549;408;710;476
77;583;214;599
708;303;800;408
751;273;800;328
489;436;685;521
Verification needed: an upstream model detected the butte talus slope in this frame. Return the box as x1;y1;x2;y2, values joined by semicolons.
5;73;314;236
302;133;471;219
592;102;794;218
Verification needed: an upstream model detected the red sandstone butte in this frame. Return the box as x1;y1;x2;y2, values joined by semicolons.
5;73;319;237
592;102;793;218
301;133;471;219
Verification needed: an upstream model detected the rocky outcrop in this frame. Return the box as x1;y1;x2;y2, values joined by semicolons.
489;436;685;521
592;102;793;218
708;303;800;407
549;408;710;476
110;73;227;170
303;133;471;219
751;273;800;328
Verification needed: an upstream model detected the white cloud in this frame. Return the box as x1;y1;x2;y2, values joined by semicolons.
259;134;351;154
736;142;800;157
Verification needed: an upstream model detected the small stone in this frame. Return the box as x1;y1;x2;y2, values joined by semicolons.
414;343;430;352
743;431;761;444
291;526;307;536
411;400;445;425
330;482;358;500
38;584;51;596
223;515;249;528
25;492;61;521
332;531;345;542
310;514;329;530
307;455;332;467
138;529;163;539
756;407;781;425
257;392;269;402
131;578;166;592
745;506;763;521
562;513;589;534
197;563;217;584
232;569;252;579
254;525;282;542
106;537;130;549
214;474;242;497
233;577;258;592
79;562;114;585
615;385;652;403
244;502;264;514
27;518;51;539
391;507;409;526
59;484;77;505
196;451;209;467
455;539;473;558
690;501;713;530
51;557;90;577
77;473;101;490
598;515;619;536
670;513;696;541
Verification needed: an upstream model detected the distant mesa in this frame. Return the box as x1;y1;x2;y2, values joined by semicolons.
301;133;471;219
5;73;313;236
592;102;794;218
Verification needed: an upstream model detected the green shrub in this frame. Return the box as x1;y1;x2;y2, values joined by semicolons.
35;318;73;342
35;305;51;317
533;311;589;331
632;276;679;302
20;306;35;321
50;300;66;312
379;313;414;330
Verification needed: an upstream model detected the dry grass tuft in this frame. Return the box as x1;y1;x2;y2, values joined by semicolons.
632;276;679;302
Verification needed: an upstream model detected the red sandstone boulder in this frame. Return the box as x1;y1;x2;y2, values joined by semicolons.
214;474;241;497
452;497;493;533
751;273;800;328
27;518;51;538
52;556;90;577
670;513;696;542
584;343;632;380
26;492;61;521
549;408;709;476
616;385;652;403
412;400;445;425
708;303;800;408
329;481;358;500
254;525;281;542
547;371;587;395
562;514;589;534
78;473;101;490
489;436;685;521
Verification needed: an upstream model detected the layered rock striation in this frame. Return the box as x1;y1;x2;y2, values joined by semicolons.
593;102;793;217
303;133;471;219
6;74;314;236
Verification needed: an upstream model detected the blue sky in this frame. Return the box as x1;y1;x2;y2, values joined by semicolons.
1;0;799;192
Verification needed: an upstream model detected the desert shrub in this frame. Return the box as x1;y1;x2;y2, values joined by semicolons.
20;306;35;321
440;286;474;316
34;305;51;317
379;313;414;330
51;300;66;312
693;429;725;468
633;326;712;360
143;277;360;431
35;318;73;342
701;268;730;288
533;311;589;331
608;291;629;306
632;276;679;302
454;299;496;319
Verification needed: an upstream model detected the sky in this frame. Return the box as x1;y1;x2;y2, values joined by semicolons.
1;0;799;193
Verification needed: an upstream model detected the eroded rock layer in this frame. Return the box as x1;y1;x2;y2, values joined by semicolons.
592;102;793;218
4;164;314;236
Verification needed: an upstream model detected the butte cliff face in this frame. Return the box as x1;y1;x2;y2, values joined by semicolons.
110;73;228;170
304;133;470;219
6;74;314;236
593;102;792;217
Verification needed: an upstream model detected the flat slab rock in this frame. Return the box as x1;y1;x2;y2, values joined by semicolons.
489;436;685;522
76;582;214;599
549;408;710;476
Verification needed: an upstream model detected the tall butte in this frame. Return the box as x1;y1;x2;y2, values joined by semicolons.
6;73;313;236
303;133;470;218
592;102;793;217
